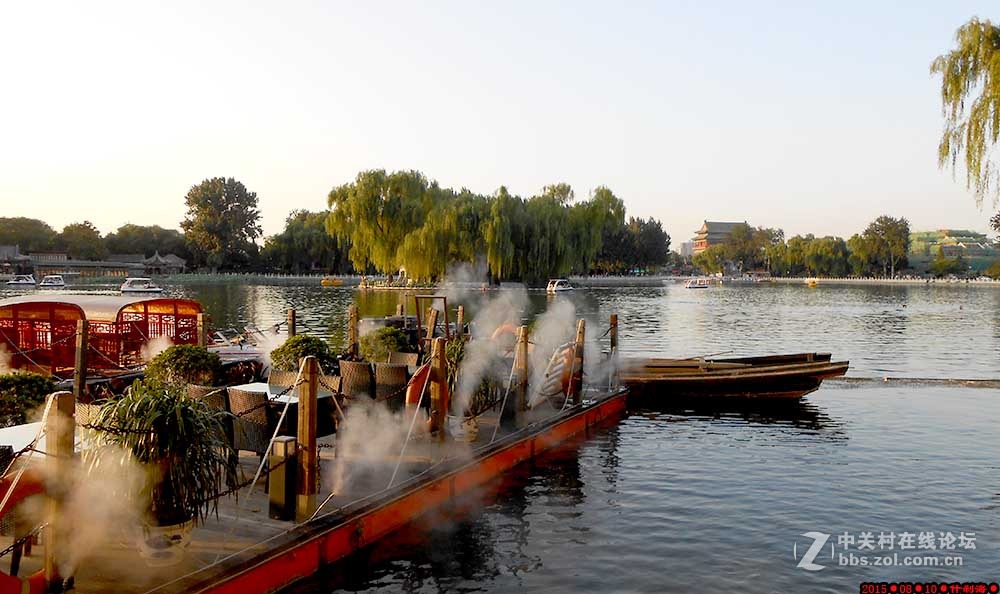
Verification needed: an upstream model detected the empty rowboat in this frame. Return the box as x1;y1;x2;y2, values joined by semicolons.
621;352;849;400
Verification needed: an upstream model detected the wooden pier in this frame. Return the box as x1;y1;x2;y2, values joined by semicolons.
0;314;627;594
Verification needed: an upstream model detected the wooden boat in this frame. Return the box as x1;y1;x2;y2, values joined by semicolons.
621;352;848;400
684;278;711;289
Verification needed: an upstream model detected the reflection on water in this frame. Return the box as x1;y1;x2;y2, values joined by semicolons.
284;384;1000;593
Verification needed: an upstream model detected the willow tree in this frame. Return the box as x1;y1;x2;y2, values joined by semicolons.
326;170;436;273
483;187;522;281
931;18;1000;215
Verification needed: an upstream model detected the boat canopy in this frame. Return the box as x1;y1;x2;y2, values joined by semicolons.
0;295;203;376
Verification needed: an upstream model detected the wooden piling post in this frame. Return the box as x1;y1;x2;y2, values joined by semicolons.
286;308;297;338
424;307;439;346
609;314;618;354
429;338;448;441
609;313;619;389
456;306;465;339
295;356;319;522
44;391;75;587
572;319;586;405
347;305;359;358
514;325;529;424
196;313;208;347
73;320;88;401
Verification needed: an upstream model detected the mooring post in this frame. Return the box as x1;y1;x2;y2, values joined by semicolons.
514;325;529;425
425;307;439;346
268;436;297;521
395;303;404;317
609;313;619;389
295;356;319;522
73;320;88;401
572;319;586;405
347;305;359;358
456;305;465;339
286;308;297;338
44;391;75;588
196;313;208;347
429;337;448;441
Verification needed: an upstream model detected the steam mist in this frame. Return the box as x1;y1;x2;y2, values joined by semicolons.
140;336;174;362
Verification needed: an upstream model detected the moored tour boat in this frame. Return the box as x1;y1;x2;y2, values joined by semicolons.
5;274;35;286
621;352;849;400
120;277;164;293
38;275;65;288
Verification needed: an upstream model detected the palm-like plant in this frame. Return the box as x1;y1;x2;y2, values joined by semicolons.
86;380;238;526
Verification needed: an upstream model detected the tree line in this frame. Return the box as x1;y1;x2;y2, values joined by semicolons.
692;215;915;278
1;172;671;280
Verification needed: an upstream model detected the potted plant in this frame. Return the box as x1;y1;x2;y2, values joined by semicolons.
84;379;238;565
144;345;222;386
359;326;412;362
270;335;336;371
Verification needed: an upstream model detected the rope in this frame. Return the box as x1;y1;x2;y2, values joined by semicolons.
489;358;518;444
386;368;430;489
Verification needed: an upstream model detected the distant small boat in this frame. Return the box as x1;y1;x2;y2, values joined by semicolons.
546;279;574;294
120;277;164;293
684;278;711;289
805;278;819;287
38;275;65;288
5;274;35;286
321;277;343;287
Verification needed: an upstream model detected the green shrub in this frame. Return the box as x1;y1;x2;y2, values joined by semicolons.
986;260;1000;279
0;372;56;427
145;345;222;387
359;326;411;362
270;335;336;372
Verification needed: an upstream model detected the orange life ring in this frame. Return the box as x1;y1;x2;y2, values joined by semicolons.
490;324;518;342
406;364;431;406
0;471;49;594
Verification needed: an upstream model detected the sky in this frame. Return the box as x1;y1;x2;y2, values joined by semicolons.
1;0;997;246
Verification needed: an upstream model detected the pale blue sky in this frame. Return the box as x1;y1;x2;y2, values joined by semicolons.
0;1;996;245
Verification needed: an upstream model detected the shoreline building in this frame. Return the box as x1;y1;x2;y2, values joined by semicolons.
909;229;998;272
691;221;746;254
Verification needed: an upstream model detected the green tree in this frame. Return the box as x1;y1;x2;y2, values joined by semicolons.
931;18;1000;214
56;221;107;260
929;247;966;278
262;210;351;274
0;217;57;253
181;177;262;271
861;215;910;277
692;245;725;274
105;224;190;259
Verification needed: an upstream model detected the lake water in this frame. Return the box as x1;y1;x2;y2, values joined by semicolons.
4;279;999;591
